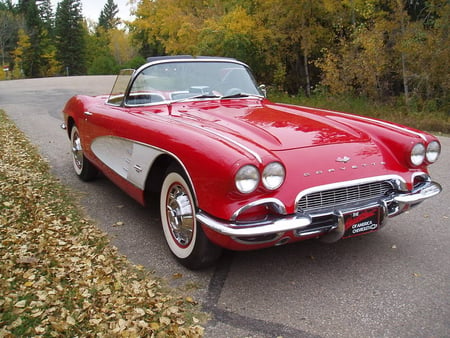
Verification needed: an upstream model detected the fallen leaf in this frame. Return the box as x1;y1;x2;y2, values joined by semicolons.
35;326;46;334
150;322;160;330
66;316;76;326
159;316;171;326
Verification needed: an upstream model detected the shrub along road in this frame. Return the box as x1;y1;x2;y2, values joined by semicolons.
1;76;449;337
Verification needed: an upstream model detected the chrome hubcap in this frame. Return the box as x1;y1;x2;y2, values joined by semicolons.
166;184;194;247
72;132;83;170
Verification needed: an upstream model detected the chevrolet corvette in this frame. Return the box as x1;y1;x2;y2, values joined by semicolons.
62;56;442;269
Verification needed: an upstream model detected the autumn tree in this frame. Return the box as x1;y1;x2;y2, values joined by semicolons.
316;0;449;110
11;28;30;78
392;0;450;107
130;1;270;78
255;0;329;95
198;5;269;76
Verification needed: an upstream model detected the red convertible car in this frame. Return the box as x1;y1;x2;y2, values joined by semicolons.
62;56;442;269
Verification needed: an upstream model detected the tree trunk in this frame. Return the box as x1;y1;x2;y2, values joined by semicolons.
304;52;311;97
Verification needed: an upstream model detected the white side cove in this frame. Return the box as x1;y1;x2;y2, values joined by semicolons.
91;136;162;190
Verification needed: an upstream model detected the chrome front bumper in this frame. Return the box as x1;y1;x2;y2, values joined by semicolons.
197;180;442;241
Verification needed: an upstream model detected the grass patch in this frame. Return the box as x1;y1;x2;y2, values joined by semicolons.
0;110;205;336
269;92;450;135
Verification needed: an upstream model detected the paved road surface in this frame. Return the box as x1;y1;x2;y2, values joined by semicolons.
1;76;449;337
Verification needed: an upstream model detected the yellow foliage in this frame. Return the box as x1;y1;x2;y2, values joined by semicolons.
12;29;31;60
108;29;138;64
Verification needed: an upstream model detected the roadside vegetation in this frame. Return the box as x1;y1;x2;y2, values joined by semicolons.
269;91;450;135
1;0;449;115
0;110;205;336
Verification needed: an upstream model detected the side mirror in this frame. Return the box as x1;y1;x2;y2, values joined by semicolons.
259;84;267;97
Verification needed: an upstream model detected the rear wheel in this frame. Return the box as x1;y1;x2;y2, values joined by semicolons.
160;167;222;269
70;126;98;181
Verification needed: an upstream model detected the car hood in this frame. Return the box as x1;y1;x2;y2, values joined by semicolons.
170;99;371;151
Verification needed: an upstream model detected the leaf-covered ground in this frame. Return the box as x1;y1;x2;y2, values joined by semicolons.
0;110;205;336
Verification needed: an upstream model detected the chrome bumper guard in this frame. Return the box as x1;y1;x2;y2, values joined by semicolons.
393;181;442;204
197;181;442;239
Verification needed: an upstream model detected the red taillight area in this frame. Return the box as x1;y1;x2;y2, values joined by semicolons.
234;205;270;223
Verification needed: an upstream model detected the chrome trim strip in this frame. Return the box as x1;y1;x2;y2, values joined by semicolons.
197;212;312;237
138;57;249;72
152;113;263;163
203;127;263;163
231;198;287;221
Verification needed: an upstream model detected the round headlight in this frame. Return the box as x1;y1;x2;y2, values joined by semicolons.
411;143;426;166
262;162;285;190
426;141;441;163
235;165;260;193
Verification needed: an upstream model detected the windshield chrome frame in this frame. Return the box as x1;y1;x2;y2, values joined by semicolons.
122;57;265;107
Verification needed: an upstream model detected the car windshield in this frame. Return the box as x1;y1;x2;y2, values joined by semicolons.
107;69;134;106
124;60;264;106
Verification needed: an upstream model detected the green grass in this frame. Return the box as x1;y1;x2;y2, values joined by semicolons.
269;92;450;135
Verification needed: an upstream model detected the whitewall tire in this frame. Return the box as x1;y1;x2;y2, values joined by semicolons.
160;168;222;269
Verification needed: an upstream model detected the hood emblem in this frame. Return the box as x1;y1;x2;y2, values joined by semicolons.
336;156;351;163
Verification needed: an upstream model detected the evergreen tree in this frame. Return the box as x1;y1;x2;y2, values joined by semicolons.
38;0;54;33
55;0;86;75
0;7;24;68
17;0;45;77
0;0;15;11
98;0;120;30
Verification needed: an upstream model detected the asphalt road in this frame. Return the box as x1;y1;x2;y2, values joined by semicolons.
1;76;449;337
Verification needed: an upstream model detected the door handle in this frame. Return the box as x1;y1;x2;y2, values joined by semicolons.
84;111;93;116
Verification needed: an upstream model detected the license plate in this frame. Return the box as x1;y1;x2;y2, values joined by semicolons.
343;207;380;238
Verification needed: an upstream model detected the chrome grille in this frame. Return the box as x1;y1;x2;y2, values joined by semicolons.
297;181;394;212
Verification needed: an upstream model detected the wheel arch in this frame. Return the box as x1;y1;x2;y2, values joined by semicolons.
66;116;75;139
144;154;197;206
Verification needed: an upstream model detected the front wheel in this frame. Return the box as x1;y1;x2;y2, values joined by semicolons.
70;126;98;181
160;168;222;269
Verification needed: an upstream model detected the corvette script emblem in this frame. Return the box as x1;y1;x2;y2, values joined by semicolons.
336;156;351;163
